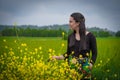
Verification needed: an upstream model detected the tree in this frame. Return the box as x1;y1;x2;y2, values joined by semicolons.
116;31;120;37
98;31;111;37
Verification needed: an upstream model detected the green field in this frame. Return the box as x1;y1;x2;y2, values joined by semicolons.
0;36;120;80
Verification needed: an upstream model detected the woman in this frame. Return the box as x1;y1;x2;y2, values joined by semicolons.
52;12;97;79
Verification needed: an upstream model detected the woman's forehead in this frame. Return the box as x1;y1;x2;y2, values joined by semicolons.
69;17;75;21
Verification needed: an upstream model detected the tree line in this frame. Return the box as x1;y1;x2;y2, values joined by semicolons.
0;27;120;38
0;27;68;37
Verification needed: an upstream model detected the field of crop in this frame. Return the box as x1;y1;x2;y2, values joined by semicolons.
0;36;120;80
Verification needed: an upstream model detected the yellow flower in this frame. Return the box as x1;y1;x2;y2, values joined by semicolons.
18;47;20;49
60;68;64;74
5;46;8;49
105;77;108;80
71;58;77;64
98;63;100;66
79;64;82;67
48;48;52;53
114;74;117;77
62;32;65;36
65;54;68;57
35;48;38;52
37;62;44;67
79;55;83;58
94;77;97;80
86;53;89;56
61;43;65;47
69;74;72;78
14;22;17;26
3;53;7;57
53;50;55;53
106;69;110;72
71;51;74;54
1;55;3;58
3;39;6;42
1;61;4;64
100;60;102;63
12;56;16;60
94;65;97;68
0;74;3;79
23;56;27;61
28;57;30;60
20;49;23;53
24;43;27;46
107;58;110;61
21;43;27;47
39;46;42;50
10;48;13;51
85;66;89;68
24;52;27;55
25;48;28;51
9;51;14;56
14;40;17;43
40;51;43;54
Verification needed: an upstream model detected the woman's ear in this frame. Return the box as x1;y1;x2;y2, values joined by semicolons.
77;22;80;27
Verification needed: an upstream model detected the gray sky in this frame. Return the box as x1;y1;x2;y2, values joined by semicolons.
0;0;120;32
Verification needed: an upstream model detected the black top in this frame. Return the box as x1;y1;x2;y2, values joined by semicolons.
63;32;97;64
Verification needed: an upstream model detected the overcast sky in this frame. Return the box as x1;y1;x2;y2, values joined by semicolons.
0;0;120;32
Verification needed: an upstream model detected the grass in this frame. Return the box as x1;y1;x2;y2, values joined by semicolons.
0;36;120;79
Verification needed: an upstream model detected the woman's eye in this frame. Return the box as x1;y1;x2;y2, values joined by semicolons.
69;21;72;23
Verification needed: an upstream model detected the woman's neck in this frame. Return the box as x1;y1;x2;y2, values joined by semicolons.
75;27;79;34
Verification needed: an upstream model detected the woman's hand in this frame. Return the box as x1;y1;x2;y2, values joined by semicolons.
52;55;64;60
52;56;58;59
88;63;93;70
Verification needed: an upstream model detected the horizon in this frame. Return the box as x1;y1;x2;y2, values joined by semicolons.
0;23;117;32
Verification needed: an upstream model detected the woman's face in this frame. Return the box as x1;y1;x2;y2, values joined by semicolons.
69;16;80;30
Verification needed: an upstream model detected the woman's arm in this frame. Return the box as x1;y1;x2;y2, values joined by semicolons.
52;55;65;60
52;36;71;60
90;33;97;65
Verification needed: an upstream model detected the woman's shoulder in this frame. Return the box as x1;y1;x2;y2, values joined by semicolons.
86;31;95;37
87;31;96;41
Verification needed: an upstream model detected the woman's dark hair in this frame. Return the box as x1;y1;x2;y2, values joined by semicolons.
70;12;86;51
